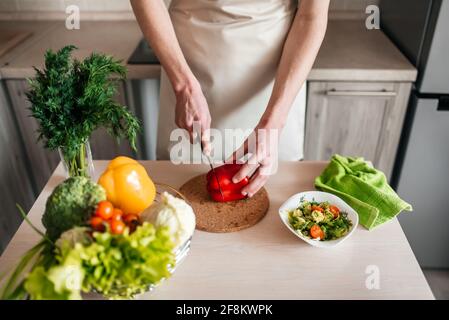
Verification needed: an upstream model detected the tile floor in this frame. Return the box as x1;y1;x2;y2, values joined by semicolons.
423;269;449;300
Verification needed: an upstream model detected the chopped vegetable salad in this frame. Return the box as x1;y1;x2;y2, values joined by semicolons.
287;200;352;241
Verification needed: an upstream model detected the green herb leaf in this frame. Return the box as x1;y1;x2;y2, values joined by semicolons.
27;45;141;160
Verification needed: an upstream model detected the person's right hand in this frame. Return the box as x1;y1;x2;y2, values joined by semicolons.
174;81;211;154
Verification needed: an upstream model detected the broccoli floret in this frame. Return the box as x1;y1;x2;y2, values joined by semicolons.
42;177;106;240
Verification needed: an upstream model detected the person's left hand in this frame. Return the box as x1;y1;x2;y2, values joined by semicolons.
227;123;280;198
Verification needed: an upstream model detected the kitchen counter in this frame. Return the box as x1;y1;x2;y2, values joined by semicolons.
0;21;160;80
309;20;417;81
0;161;433;299
0;20;416;81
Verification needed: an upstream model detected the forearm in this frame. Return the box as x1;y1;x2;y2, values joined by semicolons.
260;0;329;128
130;0;197;92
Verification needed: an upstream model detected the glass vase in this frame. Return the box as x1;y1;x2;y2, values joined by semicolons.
58;141;94;178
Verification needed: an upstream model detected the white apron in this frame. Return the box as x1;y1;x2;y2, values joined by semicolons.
157;0;306;162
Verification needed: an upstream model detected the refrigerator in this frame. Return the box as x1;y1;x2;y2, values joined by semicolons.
381;0;449;268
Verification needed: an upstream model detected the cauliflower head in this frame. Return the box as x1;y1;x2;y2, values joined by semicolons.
140;192;195;249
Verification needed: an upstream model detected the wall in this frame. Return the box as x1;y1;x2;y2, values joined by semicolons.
0;0;379;13
330;0;379;11
0;0;132;11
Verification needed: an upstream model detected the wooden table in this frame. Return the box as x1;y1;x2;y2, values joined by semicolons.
0;161;434;299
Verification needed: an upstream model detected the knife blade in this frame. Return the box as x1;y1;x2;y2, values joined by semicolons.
201;145;225;200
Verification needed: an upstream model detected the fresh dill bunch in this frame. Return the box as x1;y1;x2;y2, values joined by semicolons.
27;45;141;161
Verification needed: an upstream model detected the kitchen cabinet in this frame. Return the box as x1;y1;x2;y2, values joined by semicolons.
5;80;60;193
4;79;138;196
0;82;35;253
304;81;412;179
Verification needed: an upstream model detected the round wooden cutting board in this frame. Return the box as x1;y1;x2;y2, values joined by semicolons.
179;174;269;233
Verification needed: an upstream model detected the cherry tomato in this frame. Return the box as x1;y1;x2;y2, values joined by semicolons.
123;214;140;232
90;216;105;232
329;205;340;219
110;220;125;235
123;213;139;225
95;201;114;220
311;205;324;213
110;208;124;221
310;224;325;240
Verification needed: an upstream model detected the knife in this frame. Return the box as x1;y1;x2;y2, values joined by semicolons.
201;144;225;200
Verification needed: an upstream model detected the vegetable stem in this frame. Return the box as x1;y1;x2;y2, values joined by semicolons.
0;240;46;300
62;142;89;178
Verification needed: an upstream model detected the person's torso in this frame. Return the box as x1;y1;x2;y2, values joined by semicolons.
168;0;298;111
157;0;304;162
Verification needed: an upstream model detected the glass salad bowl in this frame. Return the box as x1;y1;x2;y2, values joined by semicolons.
87;183;195;299
135;183;195;295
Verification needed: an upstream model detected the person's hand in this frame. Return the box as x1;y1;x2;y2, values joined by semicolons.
227;123;281;197
174;81;211;154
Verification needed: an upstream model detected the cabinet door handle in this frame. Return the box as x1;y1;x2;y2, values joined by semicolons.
326;89;397;97
437;96;449;111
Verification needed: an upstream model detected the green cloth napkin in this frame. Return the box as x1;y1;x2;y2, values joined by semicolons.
314;154;412;230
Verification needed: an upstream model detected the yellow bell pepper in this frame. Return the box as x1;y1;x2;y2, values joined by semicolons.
98;156;156;215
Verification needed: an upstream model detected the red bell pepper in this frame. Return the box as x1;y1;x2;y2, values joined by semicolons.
206;164;249;202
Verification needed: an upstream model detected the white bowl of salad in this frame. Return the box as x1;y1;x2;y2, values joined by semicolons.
279;191;358;248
